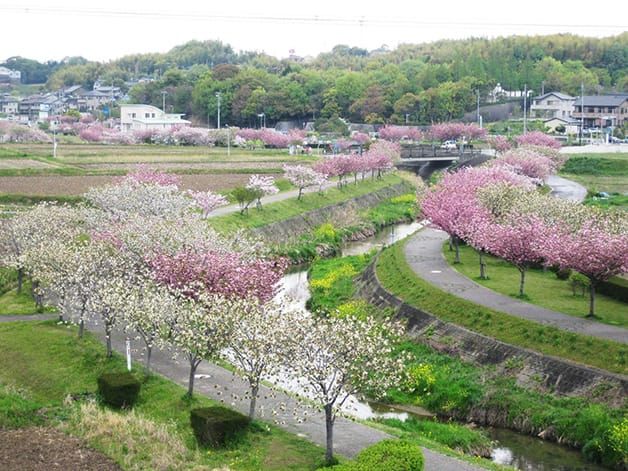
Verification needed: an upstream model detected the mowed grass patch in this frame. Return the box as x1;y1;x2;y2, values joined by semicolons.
561;153;628;194
210;174;405;233
0;321;326;470
375;240;627;375
443;243;628;327
0;287;42;315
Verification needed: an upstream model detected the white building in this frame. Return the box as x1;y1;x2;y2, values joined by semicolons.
0;66;21;84
530;92;576;120
120;104;190;131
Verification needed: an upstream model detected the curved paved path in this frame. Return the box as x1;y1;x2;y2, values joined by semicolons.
0;317;484;470
404;174;626;344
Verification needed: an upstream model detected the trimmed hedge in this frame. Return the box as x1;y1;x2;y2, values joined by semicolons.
97;372;141;409
598;276;628;303
328;440;424;471
190;406;250;447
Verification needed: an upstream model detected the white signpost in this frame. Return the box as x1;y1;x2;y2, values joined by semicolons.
126;338;132;371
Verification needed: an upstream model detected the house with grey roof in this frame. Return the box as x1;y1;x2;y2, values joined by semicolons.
572;95;628;128
530;92;576;120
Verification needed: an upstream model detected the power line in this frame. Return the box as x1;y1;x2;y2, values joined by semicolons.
1;5;626;30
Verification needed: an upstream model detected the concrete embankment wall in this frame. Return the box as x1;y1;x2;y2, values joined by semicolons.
253;182;413;242
356;260;627;406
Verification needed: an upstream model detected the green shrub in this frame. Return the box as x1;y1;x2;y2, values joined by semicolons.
190;406;250;447
598;276;628;303
329;439;424;470
97;372;141;409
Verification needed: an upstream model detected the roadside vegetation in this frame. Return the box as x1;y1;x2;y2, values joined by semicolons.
308;253;628;469
209;174;406;233
0;321;327;470
376;240;627;375
442;242;627;327
560;154;628;208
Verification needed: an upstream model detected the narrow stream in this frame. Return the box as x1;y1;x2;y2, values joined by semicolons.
274;220;608;471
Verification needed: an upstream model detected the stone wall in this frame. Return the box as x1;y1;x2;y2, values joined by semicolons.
356;260;627;406
253;182;413;242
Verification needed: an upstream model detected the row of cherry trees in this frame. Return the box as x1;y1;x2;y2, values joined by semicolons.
420;146;627;317
0;165;405;464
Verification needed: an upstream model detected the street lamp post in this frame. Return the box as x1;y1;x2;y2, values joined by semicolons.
215;92;221;129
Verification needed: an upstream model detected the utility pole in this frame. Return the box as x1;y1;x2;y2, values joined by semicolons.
523;84;527;134
215;92;221;129
580;82;584;146
161;91;167;113
476;89;481;127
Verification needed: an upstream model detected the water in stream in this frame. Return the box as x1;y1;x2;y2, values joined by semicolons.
274;220;608;471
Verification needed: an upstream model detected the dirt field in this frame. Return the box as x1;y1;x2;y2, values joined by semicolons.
76;161;286;171
0;427;120;470
0;173;281;195
0;159;55;169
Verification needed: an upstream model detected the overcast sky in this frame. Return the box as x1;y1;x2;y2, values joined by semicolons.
1;1;626;63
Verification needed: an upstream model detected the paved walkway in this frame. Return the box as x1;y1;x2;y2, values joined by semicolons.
0;315;483;470
403;175;626;345
209;180;337;217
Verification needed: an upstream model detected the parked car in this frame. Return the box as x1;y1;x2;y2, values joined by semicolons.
440;140;457;150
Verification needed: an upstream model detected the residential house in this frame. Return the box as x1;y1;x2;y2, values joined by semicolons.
572;95;628;128
18;94;64;121
120;104;190;131
487;83;533;103
543;117;580;135
530;92;576;120
0;94;19;116
0;66;21;84
79;90;113;111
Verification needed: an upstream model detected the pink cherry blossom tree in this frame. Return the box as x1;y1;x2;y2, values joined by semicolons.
188;190;228;218
487;135;512;155
544;217;628;317
515;131;561;149
120;164;181;187
246;174;279;209
283;165;327;200
488;214;553;296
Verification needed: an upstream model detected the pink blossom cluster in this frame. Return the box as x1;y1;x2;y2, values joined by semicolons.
429;123;487;142
283;164;327;199
351;132;371;145
515;131;561;149
149;249;288;303
119;164;182;187
188;190;228;218
235;128;295;148
487;135;512;154
490;148;555;180
379;125;422;142
314;141;397;182
246;175;279;197
0;121;52;143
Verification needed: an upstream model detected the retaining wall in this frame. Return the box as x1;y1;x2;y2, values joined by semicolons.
253;182;413;242
356;260;628;406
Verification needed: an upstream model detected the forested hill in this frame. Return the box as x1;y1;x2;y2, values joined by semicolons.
3;33;627;126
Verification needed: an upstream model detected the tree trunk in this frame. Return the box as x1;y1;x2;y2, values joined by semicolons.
587;281;597;318
298;187;303;200
187;355;199;397
479;251;487;279
324;404;334;464
519;267;526;297
17;268;23;294
105;323;113;358
448;237;453;251
145;346;152;372
454;236;460;264
249;383;259;419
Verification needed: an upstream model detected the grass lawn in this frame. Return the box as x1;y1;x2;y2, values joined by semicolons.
210;174;407;233
375;240;627;375
0;321;326;470
560;153;628;196
443;243;628;327
0;287;43;315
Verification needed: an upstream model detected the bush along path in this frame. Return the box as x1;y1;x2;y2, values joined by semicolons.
84;318;486;471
